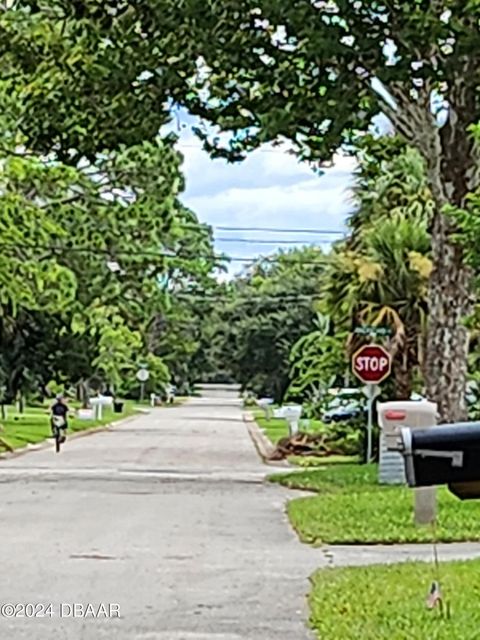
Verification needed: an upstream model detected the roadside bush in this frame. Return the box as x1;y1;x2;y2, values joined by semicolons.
321;420;361;456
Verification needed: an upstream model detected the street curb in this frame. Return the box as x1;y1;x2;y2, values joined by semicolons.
0;412;144;462
243;412;289;467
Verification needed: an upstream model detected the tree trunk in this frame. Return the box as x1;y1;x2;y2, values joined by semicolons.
392;356;413;401
424;211;473;423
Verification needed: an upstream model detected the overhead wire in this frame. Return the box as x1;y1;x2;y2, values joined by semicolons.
0;242;336;265
214;225;345;235
216;237;335;245
177;293;325;303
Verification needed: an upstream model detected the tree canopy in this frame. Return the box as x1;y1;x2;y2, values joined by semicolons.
0;125;219;400
201;247;327;401
2;2;480;418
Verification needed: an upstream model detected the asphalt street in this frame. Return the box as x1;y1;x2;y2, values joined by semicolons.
2;386;480;640
0;388;319;640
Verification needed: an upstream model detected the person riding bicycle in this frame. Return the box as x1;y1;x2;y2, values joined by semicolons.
50;394;69;442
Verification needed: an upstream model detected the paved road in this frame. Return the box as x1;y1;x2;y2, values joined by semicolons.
2;388;480;640
0;390;319;640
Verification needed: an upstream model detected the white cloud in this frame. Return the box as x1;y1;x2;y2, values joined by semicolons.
174;128;357;273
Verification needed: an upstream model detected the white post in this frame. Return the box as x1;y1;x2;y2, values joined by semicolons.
362;384;382;464
415;487;437;526
365;384;380;464
289;418;299;435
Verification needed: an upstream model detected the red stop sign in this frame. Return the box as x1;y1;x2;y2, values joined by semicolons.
352;344;392;384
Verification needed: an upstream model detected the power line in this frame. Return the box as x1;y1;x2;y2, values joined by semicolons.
177;222;347;237
178;293;324;303
214;225;345;235
0;242;331;266
215;237;334;245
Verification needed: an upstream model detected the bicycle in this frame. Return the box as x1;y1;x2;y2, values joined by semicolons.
51;415;67;453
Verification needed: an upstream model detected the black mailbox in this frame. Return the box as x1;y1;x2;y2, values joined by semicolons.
401;423;480;500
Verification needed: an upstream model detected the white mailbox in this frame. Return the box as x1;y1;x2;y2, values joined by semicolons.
379;400;437;450
90;395;113;420
378;400;437;486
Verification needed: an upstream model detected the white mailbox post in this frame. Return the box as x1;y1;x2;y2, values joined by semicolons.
280;404;303;436
90;397;103;420
378;400;437;525
257;397;274;420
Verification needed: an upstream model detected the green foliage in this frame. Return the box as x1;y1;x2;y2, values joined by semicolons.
322;138;432;399
45;380;65;397
322;419;366;457
349;137;434;242
4;2;480;173
287;314;348;410
2;2;478;415
92;318;142;391
204;247;327;401
309;560;480;640
270;464;480;544
143;353;170;393
0;124;218;397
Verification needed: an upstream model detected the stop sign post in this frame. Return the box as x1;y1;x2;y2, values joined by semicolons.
352;344;392;463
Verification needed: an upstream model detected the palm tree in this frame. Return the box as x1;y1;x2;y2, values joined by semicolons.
348;135;434;245
323;137;433;399
324;216;431;398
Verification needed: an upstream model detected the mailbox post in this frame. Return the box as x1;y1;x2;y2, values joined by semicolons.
257;398;274;420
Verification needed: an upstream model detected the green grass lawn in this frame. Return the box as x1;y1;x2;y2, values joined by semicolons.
287;454;361;468
0;401;139;451
310;559;480;639
270;463;480;544
255;414;290;444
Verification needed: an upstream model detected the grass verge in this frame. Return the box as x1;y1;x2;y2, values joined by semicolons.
287;454;360;468
0;401;139;451
255;414;289;444
270;464;480;544
310;559;480;639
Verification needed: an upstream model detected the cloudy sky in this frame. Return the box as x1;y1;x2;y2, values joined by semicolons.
173;124;357;275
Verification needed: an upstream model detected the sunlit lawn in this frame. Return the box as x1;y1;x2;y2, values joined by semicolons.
270;463;480;544
310;559;480;639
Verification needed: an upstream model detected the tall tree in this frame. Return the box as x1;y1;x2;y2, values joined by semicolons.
0;130;218;396
205;247;326;401
325;217;431;399
4;3;480;419
324;139;432;399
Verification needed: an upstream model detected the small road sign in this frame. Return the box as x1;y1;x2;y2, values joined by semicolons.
352;344;391;385
136;369;150;383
